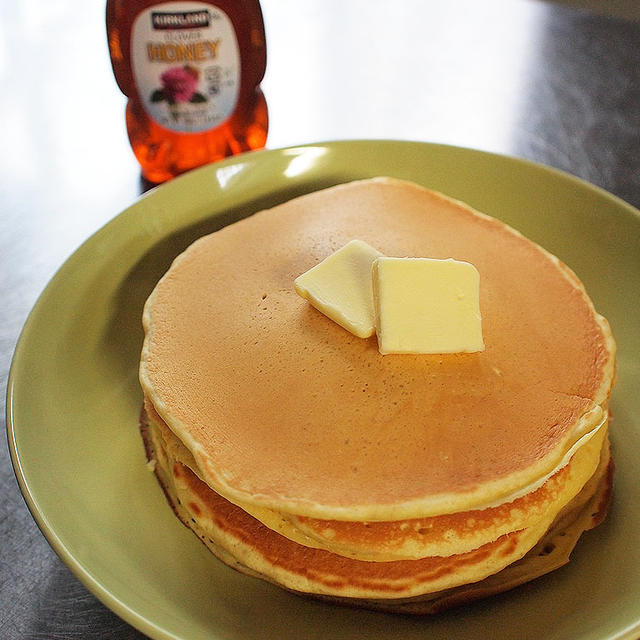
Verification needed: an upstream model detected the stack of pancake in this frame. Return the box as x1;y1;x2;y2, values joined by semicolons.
139;178;616;613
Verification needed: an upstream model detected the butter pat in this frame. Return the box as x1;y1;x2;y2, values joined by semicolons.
373;257;485;354
295;240;383;338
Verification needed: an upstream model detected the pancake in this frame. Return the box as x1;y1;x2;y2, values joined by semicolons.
144;396;608;561
140;407;613;610
138;177;616;609
140;177;614;521
281;423;608;561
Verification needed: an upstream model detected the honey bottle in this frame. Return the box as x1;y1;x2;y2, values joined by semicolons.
106;0;268;183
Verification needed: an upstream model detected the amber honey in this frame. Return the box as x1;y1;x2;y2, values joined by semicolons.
107;0;268;183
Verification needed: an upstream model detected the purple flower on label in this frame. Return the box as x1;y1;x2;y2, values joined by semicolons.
160;67;198;102
150;65;207;117
160;65;199;103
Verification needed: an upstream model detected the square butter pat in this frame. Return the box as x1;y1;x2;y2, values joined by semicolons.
295;240;383;338
373;257;485;354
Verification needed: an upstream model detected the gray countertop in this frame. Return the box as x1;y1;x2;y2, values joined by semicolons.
1;1;638;638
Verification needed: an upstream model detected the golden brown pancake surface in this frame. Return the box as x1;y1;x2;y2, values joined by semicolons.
140;178;615;520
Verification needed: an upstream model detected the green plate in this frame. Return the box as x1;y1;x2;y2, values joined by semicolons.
7;141;640;640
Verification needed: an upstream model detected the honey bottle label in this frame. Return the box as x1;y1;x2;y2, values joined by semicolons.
131;2;240;133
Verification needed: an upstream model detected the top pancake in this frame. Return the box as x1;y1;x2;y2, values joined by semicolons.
140;178;615;521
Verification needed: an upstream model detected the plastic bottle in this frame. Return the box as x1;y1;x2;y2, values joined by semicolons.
107;0;268;183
